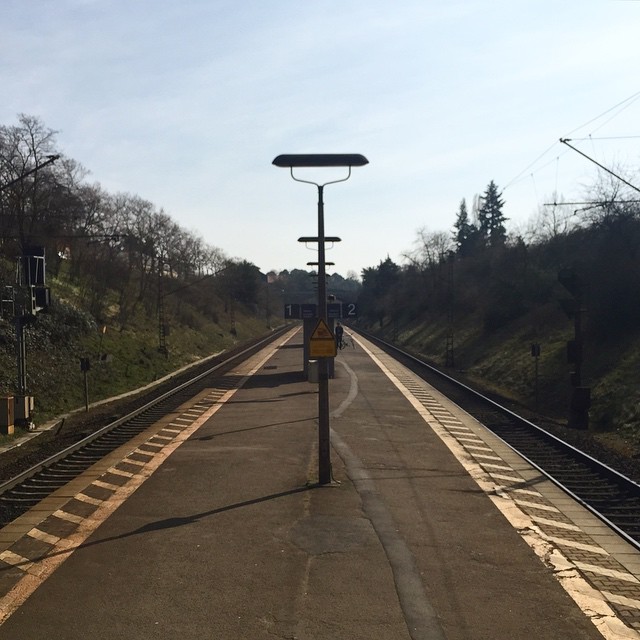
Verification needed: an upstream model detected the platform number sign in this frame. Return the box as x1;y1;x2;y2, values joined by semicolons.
284;303;300;319
284;302;357;319
343;302;357;318
284;303;317;318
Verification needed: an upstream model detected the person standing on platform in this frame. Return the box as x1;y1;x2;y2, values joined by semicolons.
335;322;344;349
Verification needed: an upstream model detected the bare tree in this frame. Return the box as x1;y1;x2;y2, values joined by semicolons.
0;115;60;250
526;192;576;243
581;168;640;230
404;227;453;269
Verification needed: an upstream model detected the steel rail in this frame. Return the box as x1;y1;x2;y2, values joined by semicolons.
0;327;289;497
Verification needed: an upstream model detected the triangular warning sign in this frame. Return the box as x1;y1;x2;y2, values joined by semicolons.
311;318;333;340
309;317;337;357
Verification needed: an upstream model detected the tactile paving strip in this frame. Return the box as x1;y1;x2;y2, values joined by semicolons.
0;391;218;591
0;328;299;631
364;343;640;635
0;345;276;626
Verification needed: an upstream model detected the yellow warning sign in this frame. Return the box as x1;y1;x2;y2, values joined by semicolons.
311;318;333;340
310;318;337;357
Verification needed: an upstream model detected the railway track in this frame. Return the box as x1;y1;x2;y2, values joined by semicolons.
0;327;288;527
4;323;640;551
354;327;640;550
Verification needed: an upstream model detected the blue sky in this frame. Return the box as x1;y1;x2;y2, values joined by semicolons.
2;1;640;277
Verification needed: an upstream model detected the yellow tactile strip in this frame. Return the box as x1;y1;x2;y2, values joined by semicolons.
361;341;640;639
0;392;214;578
0;397;218;611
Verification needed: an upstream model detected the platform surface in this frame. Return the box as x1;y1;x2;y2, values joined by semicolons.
0;328;637;639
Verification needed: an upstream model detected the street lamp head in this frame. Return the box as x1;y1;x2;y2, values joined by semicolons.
273;154;368;168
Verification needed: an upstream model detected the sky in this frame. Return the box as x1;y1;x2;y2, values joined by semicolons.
2;0;640;278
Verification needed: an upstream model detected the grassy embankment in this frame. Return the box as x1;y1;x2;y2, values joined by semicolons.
370;303;640;457
0;266;272;442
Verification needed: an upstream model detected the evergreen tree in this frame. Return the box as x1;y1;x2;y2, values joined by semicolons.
478;180;507;246
453;198;477;256
359;257;400;326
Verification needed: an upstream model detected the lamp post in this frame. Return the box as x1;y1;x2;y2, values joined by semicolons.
273;153;368;484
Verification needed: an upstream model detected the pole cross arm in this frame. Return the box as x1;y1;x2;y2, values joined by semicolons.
298;236;341;243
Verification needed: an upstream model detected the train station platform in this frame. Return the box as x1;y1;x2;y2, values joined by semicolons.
0;327;638;639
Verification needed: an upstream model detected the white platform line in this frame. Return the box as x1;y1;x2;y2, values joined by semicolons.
28;528;60;546
513;499;560;513
482;463;515;472
107;468;135;479
531;516;582;532
52;510;84;525
547;536;609;556
490;473;526;483
464;445;494;452
496;486;543;498
602;591;640;610
93;480;120;491
575;562;640;584
75;493;103;506
124;458;146;467
0;551;32;571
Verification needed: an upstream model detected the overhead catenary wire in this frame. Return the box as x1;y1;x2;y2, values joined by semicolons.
564;89;640;137
543;200;640;206
529;172;539;203
503;140;560;190
504;149;570;190
568;135;640;141
504;90;640;194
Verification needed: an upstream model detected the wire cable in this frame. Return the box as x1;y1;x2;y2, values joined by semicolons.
505;149;570;189
503;140;561;190
564;89;640;137
564;135;640;141
505;90;640;194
